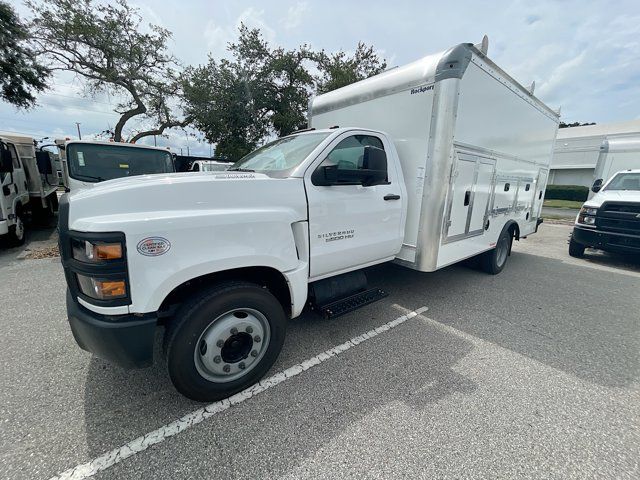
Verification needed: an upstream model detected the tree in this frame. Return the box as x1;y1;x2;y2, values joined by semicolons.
183;57;271;160
313;43;387;94
0;1;49;108
559;121;596;128
27;0;188;142
184;25;386;160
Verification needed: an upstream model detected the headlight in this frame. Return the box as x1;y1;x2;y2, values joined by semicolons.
72;239;123;262
577;206;598;226
76;274;127;300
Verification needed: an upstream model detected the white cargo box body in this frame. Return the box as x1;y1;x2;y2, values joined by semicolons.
309;43;559;272
594;136;640;183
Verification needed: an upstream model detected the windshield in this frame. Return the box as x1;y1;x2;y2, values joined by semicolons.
230;132;332;175
67;143;174;182
604;172;640;191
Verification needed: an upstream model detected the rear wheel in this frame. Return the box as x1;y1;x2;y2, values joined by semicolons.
165;281;287;402
481;228;512;275
568;238;585;258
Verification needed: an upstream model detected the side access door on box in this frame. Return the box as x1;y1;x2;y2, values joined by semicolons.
530;168;548;220
443;151;496;243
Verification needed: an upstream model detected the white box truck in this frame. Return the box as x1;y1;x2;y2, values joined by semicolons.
569;137;640;257
0;133;59;246
58;40;559;400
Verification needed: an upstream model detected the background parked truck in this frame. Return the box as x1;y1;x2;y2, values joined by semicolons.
62;140;176;191
59;40;559;401
0;133;58;246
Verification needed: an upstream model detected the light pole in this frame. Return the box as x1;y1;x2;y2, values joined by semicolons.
75;122;82;140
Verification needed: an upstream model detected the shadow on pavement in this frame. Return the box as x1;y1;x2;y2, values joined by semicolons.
81;248;638;469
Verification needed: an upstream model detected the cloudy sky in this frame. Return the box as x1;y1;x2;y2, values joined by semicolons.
3;0;640;155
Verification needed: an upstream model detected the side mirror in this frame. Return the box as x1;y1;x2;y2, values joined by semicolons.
0;144;14;174
311;146;388;187
36;151;53;174
361;146;388;186
591;178;603;193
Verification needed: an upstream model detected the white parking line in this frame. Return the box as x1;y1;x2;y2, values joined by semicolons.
50;306;428;480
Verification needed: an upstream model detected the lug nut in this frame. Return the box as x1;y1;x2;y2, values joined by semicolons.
223;364;231;373
250;350;258;357
246;326;253;334
213;355;221;364
216;340;224;348
254;335;261;343
239;362;246;370
230;327;238;335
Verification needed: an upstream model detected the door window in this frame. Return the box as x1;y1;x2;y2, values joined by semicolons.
9;145;20;169
321;135;385;171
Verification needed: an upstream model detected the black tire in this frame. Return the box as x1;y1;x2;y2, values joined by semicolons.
568;238;585;258
165;281;287;402
481;227;512;275
7;211;26;247
32;197;55;225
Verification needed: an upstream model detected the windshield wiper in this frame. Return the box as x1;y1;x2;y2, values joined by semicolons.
227;167;255;172
75;174;105;182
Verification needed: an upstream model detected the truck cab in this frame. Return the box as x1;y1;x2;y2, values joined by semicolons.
63;141;175;191
570;169;640;257
0;139;29;245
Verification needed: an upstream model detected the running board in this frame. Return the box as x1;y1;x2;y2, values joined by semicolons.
317;287;388;319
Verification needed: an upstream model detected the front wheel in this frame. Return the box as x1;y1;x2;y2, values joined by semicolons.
481;228;512;275
568;238;585;258
165;281;287;402
7;212;26;246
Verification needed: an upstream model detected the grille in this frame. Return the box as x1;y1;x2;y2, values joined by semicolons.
597;202;640;235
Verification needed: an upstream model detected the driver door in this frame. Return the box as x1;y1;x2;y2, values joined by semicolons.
304;132;405;280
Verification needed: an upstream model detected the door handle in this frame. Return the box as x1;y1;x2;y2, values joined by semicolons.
464;190;471;206
384;194;401;201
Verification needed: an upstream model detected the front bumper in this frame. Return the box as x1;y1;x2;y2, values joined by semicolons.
66;290;156;368
0;219;8;235
572;226;640;254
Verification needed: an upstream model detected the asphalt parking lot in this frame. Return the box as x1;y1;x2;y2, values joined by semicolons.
1;222;639;480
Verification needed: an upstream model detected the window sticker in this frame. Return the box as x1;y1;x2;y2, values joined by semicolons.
77;151;85;166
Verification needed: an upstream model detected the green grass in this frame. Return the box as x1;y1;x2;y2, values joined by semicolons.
543;199;584;209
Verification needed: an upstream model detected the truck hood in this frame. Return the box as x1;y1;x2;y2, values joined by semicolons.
584;189;640;208
67;171;308;231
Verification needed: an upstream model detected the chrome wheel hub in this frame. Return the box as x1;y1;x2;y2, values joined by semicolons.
194;308;270;383
15;217;24;240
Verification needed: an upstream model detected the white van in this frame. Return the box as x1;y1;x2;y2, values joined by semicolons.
190;160;230;172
